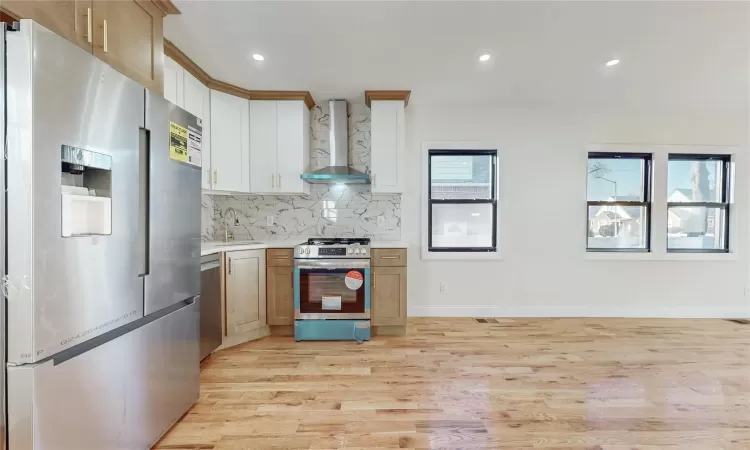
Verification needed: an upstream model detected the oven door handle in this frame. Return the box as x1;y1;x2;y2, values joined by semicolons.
294;259;370;269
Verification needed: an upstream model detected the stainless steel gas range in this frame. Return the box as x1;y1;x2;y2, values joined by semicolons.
293;238;371;342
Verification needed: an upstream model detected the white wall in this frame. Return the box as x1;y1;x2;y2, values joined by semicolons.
402;106;749;318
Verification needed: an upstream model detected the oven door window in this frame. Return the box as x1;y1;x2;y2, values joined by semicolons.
299;268;366;314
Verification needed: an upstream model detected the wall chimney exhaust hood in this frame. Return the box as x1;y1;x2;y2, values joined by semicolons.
300;100;370;184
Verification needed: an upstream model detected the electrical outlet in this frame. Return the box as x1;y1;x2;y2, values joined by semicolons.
439;282;446;293
744;287;749;297
266;215;274;226
377;215;385;227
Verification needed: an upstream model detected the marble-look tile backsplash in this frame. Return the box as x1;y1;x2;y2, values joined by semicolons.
212;185;400;241
201;194;216;241
202;102;401;241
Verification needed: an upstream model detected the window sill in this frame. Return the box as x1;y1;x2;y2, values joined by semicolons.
421;251;503;261
585;251;737;261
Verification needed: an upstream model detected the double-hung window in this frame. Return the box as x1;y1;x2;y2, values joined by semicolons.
586;152;652;252
667;154;731;252
428;150;497;252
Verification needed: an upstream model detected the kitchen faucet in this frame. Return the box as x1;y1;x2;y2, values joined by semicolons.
223;207;240;242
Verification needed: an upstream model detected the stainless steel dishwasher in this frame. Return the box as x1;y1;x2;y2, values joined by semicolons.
200;254;222;360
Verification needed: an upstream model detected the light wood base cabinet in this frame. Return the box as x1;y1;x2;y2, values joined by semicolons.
266;266;295;326
371;249;407;331
371;266;407;326
224;249;266;336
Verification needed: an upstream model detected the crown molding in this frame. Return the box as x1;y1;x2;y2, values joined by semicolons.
365;90;411;107
163;39;212;86
163;39;315;109
248;91;315;110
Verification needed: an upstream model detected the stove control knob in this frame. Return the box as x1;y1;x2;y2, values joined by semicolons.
347;247;353;254
354;248;361;254
298;247;305;255
361;248;367;255
305;247;311;254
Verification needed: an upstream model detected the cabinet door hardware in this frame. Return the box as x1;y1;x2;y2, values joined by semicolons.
86;8;92;43
103;19;108;53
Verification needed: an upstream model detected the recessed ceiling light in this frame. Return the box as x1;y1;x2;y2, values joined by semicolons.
252;54;265;61
479;54;491;62
605;59;620;67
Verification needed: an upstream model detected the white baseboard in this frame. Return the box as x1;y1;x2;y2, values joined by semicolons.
408;305;749;319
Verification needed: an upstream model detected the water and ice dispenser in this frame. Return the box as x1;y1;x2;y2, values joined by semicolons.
60;145;112;237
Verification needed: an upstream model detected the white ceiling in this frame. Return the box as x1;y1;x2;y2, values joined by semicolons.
165;1;749;110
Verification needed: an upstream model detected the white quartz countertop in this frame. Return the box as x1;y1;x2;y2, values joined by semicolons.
370;241;409;248
201;239;306;256
202;239;408;256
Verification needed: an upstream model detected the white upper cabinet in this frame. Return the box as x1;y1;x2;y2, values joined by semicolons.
210;90;250;193
370;100;405;194
200;81;212;190
248;100;310;195
182;71;212;189
165;57;213;189
276;101;310;195
163;56;184;108
164;56;212;189
182;71;205;119
248;101;277;193
164;57;310;194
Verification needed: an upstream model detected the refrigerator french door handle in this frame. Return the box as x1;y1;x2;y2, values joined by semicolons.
137;127;151;277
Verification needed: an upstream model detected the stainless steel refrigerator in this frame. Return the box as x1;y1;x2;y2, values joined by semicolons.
2;20;202;450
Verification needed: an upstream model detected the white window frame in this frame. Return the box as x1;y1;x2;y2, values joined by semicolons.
421;141;503;261
585;144;740;261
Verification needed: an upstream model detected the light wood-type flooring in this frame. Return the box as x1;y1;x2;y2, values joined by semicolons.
154;318;750;449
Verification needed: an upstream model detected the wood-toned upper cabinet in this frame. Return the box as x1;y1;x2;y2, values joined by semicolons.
3;0;93;52
91;0;163;93
266;265;294;326
225;249;266;336
3;1;168;94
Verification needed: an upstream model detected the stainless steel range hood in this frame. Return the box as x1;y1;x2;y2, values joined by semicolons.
300;100;370;184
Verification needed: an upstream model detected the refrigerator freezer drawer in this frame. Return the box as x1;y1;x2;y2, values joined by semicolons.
8;298;200;450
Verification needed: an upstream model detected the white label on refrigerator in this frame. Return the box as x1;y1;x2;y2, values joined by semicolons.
187;128;202;167
322;295;342;310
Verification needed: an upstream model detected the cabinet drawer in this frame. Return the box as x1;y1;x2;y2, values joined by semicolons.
266;248;294;266
371;249;406;267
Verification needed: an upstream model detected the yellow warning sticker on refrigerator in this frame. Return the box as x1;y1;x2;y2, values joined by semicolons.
169;121;188;163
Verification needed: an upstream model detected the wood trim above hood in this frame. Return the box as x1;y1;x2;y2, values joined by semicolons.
365;90;411;107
